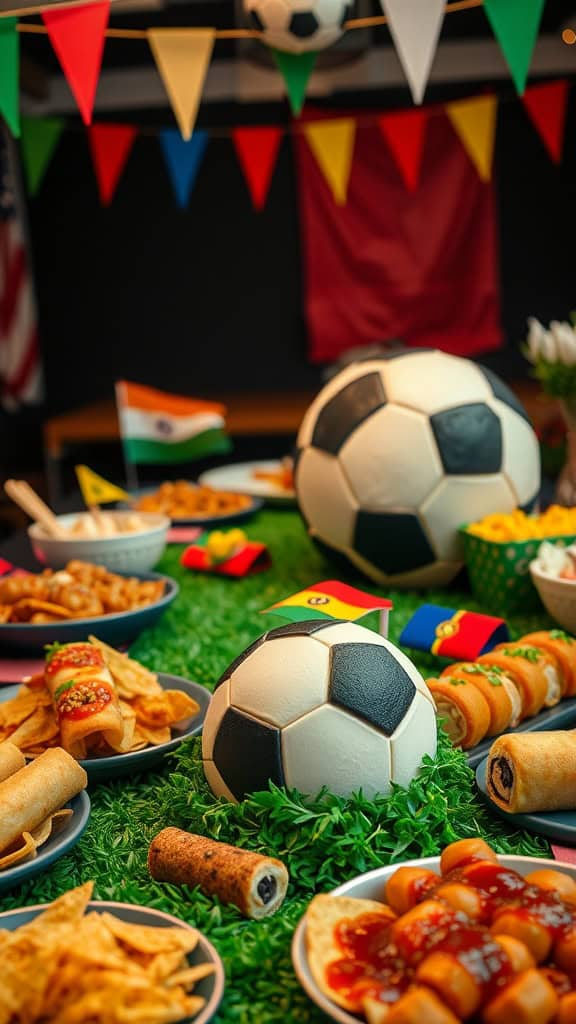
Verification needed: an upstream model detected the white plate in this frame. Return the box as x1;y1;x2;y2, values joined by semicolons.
291;854;576;1024
199;461;296;504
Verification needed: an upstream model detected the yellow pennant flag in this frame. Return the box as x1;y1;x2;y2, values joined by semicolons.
148;28;215;141
303;119;356;205
75;465;128;506
445;95;498;183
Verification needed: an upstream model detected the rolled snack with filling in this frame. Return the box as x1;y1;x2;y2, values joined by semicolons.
486;731;576;813
0;741;25;781
148;827;289;919
427;677;491;748
44;642;126;758
441;662;521;735
0;747;87;854
479;644;556;717
522;631;576;697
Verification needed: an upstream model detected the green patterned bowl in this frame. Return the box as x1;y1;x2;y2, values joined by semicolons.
459;527;576;616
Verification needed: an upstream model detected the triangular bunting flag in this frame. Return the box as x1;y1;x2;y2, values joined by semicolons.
381;0;445;104
88;123;136;206
21;118;64;195
446;95;498;183
42;2;110;125
484;0;545;95
232;126;282;210
159;129;208;208
75;465;128;506
0;19;19;138
378;108;427;190
522;80;569;164
272;49;317;117
148;29;215;141
303;119;356;205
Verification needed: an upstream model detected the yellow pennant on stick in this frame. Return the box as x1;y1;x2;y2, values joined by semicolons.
148;28;215;141
445;95;498;183
75;465;128;507
303;119;356;205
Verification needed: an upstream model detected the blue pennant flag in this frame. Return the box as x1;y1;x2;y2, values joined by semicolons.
159;129;208;208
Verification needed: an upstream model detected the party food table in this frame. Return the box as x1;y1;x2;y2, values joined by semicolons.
0;508;563;1023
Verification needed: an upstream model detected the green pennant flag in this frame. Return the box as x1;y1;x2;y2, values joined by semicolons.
21;118;64;196
0;18;19;137
484;0;546;95
272;49;317;117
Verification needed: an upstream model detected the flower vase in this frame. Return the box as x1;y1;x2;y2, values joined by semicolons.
556;398;576;506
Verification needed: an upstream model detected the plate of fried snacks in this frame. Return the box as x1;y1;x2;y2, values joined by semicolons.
292;837;576;1024
132;480;263;525
0;742;90;893
199;460;296;505
0;561;178;650
476;730;576;844
0;881;225;1023
0;638;209;781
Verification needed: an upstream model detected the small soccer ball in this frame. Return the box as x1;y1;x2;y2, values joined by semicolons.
202;620;437;802
295;349;541;588
244;0;352;54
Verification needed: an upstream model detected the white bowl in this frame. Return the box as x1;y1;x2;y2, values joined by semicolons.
529;559;576;633
291;854;576;1024
28;512;170;573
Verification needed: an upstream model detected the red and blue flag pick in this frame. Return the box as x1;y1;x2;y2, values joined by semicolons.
399;604;509;661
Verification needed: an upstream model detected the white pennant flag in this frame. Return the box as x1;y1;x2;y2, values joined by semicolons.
382;0;445;104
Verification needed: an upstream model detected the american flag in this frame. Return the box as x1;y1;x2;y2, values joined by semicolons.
0;125;42;411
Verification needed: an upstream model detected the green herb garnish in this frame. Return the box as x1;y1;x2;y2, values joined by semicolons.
550;630;575;643
458;664;503;685
54;679;77;701
44;641;65;664
499;646;541;663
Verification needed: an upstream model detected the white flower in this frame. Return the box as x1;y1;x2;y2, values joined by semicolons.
550;320;576;366
526;317;553;362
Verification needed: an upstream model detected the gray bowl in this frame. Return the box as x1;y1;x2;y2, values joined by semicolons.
29;511;170;573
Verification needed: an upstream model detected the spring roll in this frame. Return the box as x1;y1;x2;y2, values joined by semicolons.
0;741;25;781
441;663;521;735
486;731;576;813
522;631;576;697
44;642;126;758
427;677;491;748
148;827;289;919
0;747;87;854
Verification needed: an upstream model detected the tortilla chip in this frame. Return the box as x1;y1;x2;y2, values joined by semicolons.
363;995;393;1024
0;831;36;870
305;894;397;1012
162;690;200;726
131;695;172;729
89;637;162;698
132;724;171;747
0;687;51;729
0;605;12;624
100;913;199;955
6;706;58;750
164;963;215;990
9;599;74;622
29;808;73;849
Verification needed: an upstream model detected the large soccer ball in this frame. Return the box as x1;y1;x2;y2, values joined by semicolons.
202;620;437;802
295;349;541;588
244;0;351;54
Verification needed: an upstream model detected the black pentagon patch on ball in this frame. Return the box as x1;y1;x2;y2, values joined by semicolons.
213;707;284;801
431;403;502;474
289;11;320;37
267;619;342;640
477;365;531;425
248;8;265;31
374;346;436;361
354;511;435;574
520;492;539;513
311;373;386;455
214;633;267;689
328;643;415;736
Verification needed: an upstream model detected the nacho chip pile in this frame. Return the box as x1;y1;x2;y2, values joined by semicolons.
0;638;199;759
0;882;214;1023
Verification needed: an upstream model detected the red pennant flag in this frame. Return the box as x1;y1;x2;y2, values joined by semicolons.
88;124;136;205
378;109;427;191
522;79;569;163
232;126;282;210
42;1;110;125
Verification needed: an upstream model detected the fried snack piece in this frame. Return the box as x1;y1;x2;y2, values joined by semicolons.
135;480;251;518
0;741;25;781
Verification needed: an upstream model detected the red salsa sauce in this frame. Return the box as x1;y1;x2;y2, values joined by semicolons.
45;644;104;679
56;679;113;721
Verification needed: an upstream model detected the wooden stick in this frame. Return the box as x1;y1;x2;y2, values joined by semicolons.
4;480;68;538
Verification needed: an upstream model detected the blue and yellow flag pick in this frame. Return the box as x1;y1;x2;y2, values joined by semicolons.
75;465;129;507
262;580;393;636
399;604;509;661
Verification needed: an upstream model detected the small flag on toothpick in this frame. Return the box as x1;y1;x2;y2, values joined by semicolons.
75;465;129;506
262;580;393;636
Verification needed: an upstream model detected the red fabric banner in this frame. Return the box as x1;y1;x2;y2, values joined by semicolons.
295;111;502;364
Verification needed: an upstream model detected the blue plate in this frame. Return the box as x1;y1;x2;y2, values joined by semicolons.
129;486;264;527
0;789;90;894
0;674;210;783
0;572;178;652
476;754;576;844
0;900;225;1023
467;697;576;769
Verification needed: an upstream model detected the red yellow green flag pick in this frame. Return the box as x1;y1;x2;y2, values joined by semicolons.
262;580;393;635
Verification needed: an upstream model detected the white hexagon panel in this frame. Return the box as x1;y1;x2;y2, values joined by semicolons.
382;351;492;416
494;399;541;507
201;677;231;760
243;0;350;55
295;446;357;549
230;634;330;727
422;475;517;562
390;692;437;789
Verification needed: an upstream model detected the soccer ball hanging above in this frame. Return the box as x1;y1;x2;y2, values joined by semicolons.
244;0;352;55
295;349;541;588
202;619;437;802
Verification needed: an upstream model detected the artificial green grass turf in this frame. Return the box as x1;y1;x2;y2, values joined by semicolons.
0;509;560;1022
